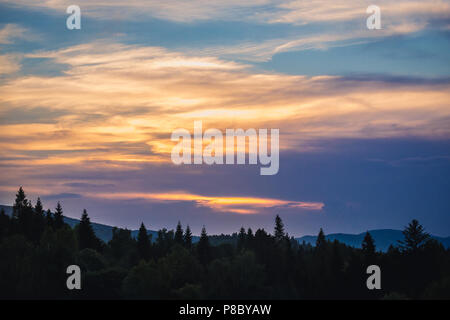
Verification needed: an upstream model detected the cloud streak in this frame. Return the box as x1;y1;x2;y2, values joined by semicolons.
93;191;324;214
0;41;449;171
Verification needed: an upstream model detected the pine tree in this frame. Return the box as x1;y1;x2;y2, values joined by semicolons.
45;209;54;228
274;214;285;241
77;209;101;251
362;231;376;258
13;187;33;239
13;186;27;218
246;228;254;249
237;227;246;251
398;219;430;253
316;228;327;249
197;226;211;265
175;221;184;245
31;197;45;242
184;225;193;249
137;222;151;260
34;197;44;217
54;202;64;229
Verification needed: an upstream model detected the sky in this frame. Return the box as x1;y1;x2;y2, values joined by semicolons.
0;1;449;237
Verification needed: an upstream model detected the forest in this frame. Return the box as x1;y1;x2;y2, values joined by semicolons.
0;187;449;299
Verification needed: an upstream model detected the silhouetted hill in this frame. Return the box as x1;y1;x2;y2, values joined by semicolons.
0;204;161;243
296;229;450;251
2;204;448;249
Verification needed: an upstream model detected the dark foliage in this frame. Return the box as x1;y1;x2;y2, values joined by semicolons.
0;187;449;299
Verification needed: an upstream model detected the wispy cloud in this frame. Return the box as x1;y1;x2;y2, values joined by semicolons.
0;41;449;170
93;191;324;214
0;54;21;74
2;1;448;62
3;0;449;25
0;23;29;44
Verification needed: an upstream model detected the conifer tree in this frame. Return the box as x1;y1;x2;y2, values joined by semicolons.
31;197;45;242
137;222;151;260
13;187;33;239
45;209;54;228
398;219;430;253
12;187;31;228
184;225;193;249
175;221;184;245
197;226;211;265
237;227;246;251
54;202;64;229
77;209;101;251
274;215;285;241
362;231;376;259
13;186;27;218
34;197;44;217
316;228;327;249
246;228;254;249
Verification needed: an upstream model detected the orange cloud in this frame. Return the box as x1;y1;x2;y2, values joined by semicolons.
92;191;324;214
0;41;449;171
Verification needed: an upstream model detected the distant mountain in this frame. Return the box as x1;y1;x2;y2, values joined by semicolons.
0;204;160;243
296;229;450;251
2;204;449;249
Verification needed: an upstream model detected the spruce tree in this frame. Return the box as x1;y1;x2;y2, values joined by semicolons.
398;219;430;253
78;209;101;251
175;221;184;245
13;187;33;239
45;209;54;228
316;228;327;249
184;225;193;249
34;197;44;217
197;226;211;265
137;222;151;260
362;231;376;258
237;227;246;251
31;197;45;242
54;202;64;229
246;228;254;249
274;214;285;241
13;186;27;218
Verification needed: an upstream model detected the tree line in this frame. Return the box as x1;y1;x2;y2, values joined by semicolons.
0;187;449;299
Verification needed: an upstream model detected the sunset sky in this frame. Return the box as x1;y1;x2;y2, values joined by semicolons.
0;1;449;236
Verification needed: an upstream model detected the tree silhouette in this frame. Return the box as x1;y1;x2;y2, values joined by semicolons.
1;188;450;300
34;197;44;217
316;228;326;249
246;228;254;250
184;225;193;249
12;187;34;241
77;209;102;251
54;202;64;229
137;222;151;260
13;186;27;218
237;227;246;251
197;226;211;265
274;215;285;241
175;221;184;245
362;231;375;253
45;209;53;228
398;219;430;253
362;231;376;264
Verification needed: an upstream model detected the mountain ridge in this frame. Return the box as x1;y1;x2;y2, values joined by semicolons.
2;204;449;250
296;229;450;251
